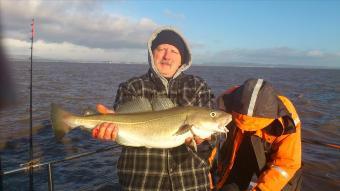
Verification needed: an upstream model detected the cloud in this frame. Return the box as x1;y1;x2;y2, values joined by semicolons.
3;38;146;63
1;1;339;68
164;9;185;20
195;47;340;68
306;50;324;57
1;0;158;49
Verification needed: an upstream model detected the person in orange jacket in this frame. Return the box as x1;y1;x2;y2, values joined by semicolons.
212;78;302;191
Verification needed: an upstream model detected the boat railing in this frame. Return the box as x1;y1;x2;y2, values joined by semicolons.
1;145;121;191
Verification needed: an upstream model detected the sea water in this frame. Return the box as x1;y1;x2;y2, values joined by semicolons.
0;61;339;190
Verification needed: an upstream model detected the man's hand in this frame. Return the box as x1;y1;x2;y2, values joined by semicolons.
92;104;118;141
96;103;114;114
185;136;211;145
92;122;118;141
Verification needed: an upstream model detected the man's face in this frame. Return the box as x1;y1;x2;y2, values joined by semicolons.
153;44;182;78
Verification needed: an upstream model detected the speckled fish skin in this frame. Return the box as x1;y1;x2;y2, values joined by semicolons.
51;104;231;148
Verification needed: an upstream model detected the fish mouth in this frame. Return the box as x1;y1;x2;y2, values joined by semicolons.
215;124;229;134
222;116;232;136
216;125;229;139
222;116;232;130
219;125;229;133
218;118;231;135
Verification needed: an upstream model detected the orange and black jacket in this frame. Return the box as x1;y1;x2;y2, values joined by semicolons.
213;79;302;191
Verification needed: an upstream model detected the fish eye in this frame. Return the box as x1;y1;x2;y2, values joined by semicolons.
210;112;216;117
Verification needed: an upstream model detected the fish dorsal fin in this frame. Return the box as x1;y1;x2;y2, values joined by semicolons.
150;97;176;111
116;97;153;113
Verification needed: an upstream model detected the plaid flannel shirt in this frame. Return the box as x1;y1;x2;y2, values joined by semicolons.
113;70;214;191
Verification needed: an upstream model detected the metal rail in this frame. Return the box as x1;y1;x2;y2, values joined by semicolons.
1;145;120;191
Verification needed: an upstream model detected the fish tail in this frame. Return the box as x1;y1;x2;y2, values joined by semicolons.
51;103;76;141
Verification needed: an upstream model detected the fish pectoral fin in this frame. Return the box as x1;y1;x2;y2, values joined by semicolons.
174;124;192;136
188;139;198;152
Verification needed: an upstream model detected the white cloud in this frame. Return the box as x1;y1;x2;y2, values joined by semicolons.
1;1;339;68
306;50;324;57
3;38;30;49
164;9;185;20
2;38;31;56
194;47;340;68
1;0;158;49
2;38;146;63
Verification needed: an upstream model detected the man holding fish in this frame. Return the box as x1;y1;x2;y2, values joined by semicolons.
90;27;231;190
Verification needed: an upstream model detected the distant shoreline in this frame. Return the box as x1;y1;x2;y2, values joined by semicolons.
8;58;340;70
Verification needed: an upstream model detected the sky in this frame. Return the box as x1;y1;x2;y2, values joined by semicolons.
1;0;340;68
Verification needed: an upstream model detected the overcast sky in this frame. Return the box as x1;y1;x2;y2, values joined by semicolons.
1;0;340;68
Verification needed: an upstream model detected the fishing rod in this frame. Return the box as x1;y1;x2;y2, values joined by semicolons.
29;18;35;191
0;155;2;191
302;138;340;150
1;145;120;191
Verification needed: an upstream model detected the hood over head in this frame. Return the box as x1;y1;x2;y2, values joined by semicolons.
222;78;290;131
151;30;186;63
148;26;192;81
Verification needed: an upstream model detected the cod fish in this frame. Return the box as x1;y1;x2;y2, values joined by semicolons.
51;98;231;149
